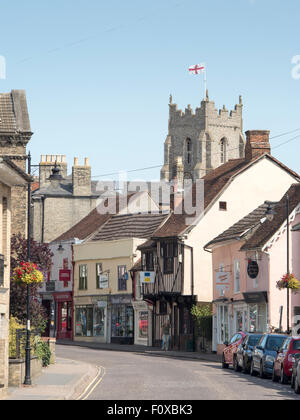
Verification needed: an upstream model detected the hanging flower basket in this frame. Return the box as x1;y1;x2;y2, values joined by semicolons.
276;273;300;292
12;262;44;285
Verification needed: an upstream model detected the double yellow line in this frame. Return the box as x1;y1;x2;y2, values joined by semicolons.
76;366;106;400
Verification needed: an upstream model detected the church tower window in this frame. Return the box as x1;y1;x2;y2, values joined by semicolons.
220;138;227;164
186;138;192;164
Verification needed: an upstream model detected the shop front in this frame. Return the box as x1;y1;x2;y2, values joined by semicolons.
110;294;134;344
74;296;108;343
53;292;73;340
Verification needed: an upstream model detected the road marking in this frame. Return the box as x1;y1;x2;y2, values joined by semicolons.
76;366;106;400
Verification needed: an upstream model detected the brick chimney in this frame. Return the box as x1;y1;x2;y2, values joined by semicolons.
72;157;91;196
245;130;271;161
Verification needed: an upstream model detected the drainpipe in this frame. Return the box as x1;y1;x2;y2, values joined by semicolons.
71;242;75;342
41;196;46;243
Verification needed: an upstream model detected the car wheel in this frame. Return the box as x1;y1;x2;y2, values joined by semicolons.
242;358;249;374
250;360;257;376
280;366;288;385
222;353;229;369
233;356;241;372
272;368;279;383
295;374;300;394
259;361;266;379
291;374;295;389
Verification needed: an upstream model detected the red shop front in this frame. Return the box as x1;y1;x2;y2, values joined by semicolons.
53;292;73;340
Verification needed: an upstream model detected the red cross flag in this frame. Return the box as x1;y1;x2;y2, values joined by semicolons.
188;63;205;75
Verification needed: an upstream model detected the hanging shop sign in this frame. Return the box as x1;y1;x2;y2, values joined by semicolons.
140;272;155;284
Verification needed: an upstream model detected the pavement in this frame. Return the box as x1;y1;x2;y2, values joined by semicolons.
3;342;221;400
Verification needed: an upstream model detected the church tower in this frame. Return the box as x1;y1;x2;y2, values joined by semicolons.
0;90;32;235
160;92;245;184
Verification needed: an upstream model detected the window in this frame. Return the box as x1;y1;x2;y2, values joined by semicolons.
79;264;88;290
75;305;105;337
118;265;127;291
234;260;240;293
161;242;177;274
219;201;227;211
186;138;192;164
96;263;108;289
142;252;154;271
220;138;227;163
111;305;134;338
0;254;4;287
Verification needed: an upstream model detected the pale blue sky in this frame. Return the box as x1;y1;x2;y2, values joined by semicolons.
0;0;299;180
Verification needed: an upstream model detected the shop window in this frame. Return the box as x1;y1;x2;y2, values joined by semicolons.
118;265;127;291
75;306;93;337
93;306;105;336
138;311;148;339
79;264;88;290
111;305;134;338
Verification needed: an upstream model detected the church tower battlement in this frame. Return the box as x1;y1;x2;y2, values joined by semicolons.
161;93;245;183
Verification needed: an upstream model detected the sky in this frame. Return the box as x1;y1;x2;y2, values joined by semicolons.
0;0;300;181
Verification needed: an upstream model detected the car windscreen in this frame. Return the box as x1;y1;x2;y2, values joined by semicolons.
266;336;287;351
292;340;300;350
248;335;262;346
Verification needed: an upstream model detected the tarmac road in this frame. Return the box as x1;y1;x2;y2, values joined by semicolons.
56;344;300;401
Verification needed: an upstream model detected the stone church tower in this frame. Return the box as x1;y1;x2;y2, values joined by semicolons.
160;92;245;185
0;90;32;235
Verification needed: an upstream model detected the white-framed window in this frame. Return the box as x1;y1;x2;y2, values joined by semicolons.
234;260;240;293
217;305;229;344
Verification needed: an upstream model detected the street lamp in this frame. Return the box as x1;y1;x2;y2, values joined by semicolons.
24;152;32;385
264;194;291;333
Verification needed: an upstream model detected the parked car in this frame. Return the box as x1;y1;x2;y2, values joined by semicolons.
250;333;288;378
291;353;300;389
222;332;246;369
273;336;300;384
294;355;300;394
235;333;263;373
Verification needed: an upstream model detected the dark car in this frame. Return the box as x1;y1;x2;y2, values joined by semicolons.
222;332;246;369
250;333;288;378
291;353;300;389
273;336;300;384
235;333;263;373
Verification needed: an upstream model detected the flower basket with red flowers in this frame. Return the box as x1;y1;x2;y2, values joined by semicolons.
276;273;300;292
12;261;44;285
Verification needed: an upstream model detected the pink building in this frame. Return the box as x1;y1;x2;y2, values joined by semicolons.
205;183;300;354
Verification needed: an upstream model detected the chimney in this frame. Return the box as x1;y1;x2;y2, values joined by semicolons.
72;157;91;196
245;130;271;161
39;155;67;186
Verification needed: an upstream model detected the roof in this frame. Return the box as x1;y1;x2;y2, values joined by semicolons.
153;154;300;239
89;212;169;242
240;183;300;251
0;90;31;134
33;179;103;198
1;157;33;183
52;192;146;242
204;203;269;249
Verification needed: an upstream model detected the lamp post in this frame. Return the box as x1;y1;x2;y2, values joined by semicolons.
24;152;32;385
265;193;290;333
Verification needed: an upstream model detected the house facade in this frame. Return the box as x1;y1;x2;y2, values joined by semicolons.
0;157;31;398
133;130;300;350
205;184;300;354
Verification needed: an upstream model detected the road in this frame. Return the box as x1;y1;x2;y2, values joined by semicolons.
56;344;300;400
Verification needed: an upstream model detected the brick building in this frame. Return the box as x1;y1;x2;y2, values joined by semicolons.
32;156;103;243
160;93;245;185
0;90;32;236
0;158;31;398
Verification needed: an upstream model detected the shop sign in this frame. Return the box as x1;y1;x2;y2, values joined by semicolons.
97;300;107;308
216;272;230;295
140;271;155;284
99;274;109;289
59;269;71;287
111;295;132;304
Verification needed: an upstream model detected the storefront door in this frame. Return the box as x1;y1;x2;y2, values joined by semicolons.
111;304;134;344
57;301;72;339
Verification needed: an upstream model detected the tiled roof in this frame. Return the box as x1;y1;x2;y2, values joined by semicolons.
240;183;300;250
0;90;31;133
90;212;169;242
205;203;269;248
